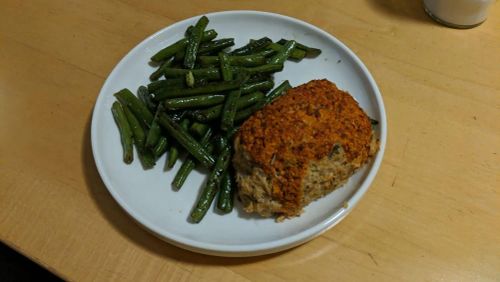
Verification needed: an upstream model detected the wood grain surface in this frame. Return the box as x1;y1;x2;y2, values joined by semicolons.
1;0;499;281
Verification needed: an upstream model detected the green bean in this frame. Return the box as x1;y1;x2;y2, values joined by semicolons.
185;25;194;36
172;128;213;190
152;137;168;159
137;149;156;169
147;79;184;93
145;108;162;148
258;49;276;57
168;110;188;122
166;118;190;168
114;88;153;126
199;39;235;55
162;67;220;80
218;52;233;81
122;103;146;150
277;39;322;58
267;42;306;60
155;80;241;100
264;80;292;104
232;81;292;123
151;29;217;62
241;80;274;93
189;122;210;137
164;94;225;110
230;37;272;55
225;125;240;139
174;49;186;62
220;89;241;131
217;171;234;213
185;71;195;88
194;77;209;87
199;54;268;67
175;38;235;62
111;102;133;164
268;40;297;64
158;113;214;168
166;147;178;168
184;16;209;69
240;64;284;75
234;101;265;122
215;135;229;152
192;91;264;122
122;105;154;169
190;143;231;223
150;57;174;81
138;86;156;113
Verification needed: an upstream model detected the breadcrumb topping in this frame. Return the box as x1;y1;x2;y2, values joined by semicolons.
237;79;373;216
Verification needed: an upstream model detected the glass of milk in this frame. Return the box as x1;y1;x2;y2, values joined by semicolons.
423;0;495;28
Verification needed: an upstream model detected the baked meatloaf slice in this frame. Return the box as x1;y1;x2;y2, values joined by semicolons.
233;79;379;219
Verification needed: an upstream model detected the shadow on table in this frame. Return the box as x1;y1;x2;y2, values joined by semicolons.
81;111;292;265
365;0;432;24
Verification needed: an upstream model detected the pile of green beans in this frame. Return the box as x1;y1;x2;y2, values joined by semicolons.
110;15;321;223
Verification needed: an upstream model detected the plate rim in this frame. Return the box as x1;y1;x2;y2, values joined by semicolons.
91;10;387;256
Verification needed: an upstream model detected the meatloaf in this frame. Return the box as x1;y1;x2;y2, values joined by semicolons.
233;79;379;219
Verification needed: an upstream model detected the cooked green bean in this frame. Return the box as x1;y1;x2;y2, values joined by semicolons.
114;88;153;126
199;39;235;55
158;113;215;168
137;149;156;169
199;54;268;67
267;42;306;61
122;103;146;149
167;118;190;168
175;38;235;62
150;57;174;81
164;94;225;110
190;143;231;223
155;80;241;100
268;40;297;64
240;64;284;75
220;89;241;131
162;67;220;80
151;29;217;62
147;79;184;93
185;71;195;88
277;39;322;58
145;109;162;148
189;122;210;137
234;101;265;122
225;125;240;139
264;80;292;104
184;16;209;69
172;128;213;190
194;77;209;87
258;49;276;57
241;80;274;93
218;52;232;81
233;81;291;122
192;91;264;122
217;171;234;213
138;86;156;113
152;137;168;159
111;102;133;164
230;37;272;55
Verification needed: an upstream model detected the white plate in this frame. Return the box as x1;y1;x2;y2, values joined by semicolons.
91;11;387;257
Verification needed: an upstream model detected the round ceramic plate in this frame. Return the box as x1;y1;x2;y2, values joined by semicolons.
91;11;386;257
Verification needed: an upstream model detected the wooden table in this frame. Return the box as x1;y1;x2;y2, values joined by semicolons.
1;1;499;281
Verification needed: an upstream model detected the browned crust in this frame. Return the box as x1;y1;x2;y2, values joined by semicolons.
236;79;374;216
